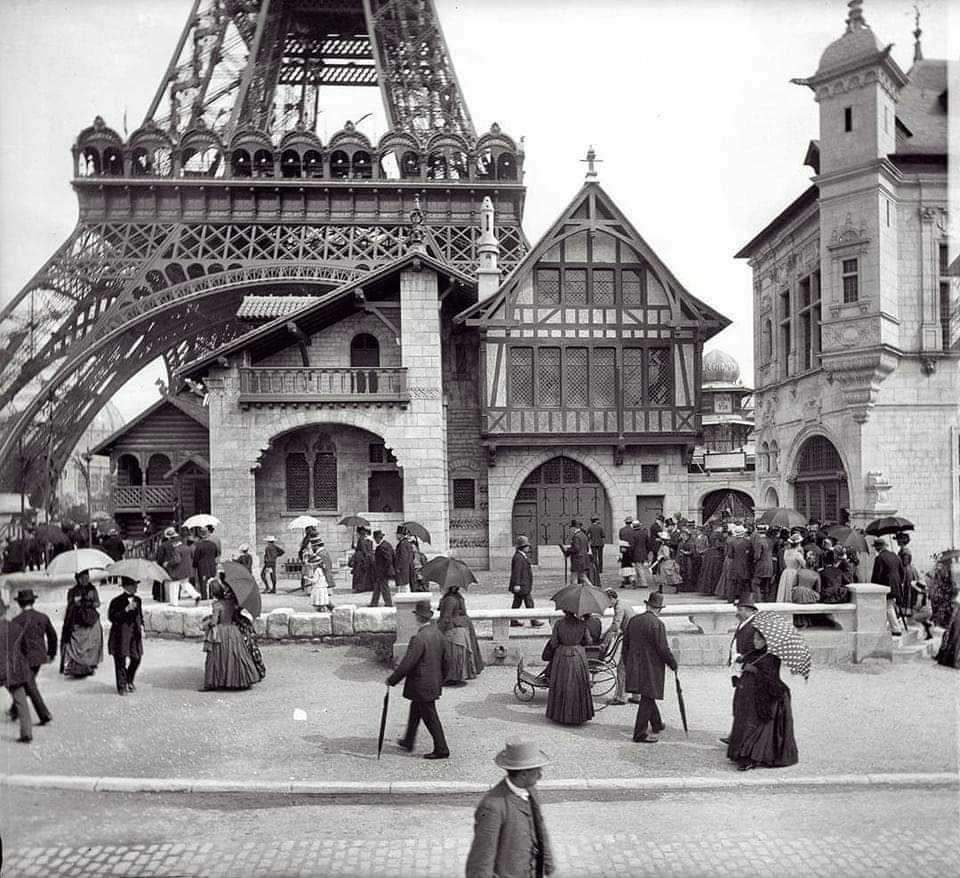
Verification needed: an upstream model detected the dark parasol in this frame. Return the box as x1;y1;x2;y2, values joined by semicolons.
550;583;610;616
865;516;914;536
419;556;478;591
399;521;431;544
220;560;262;618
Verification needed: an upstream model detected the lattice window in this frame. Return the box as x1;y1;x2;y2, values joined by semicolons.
313;449;338;511
536;269;561;305
509;347;534;406
580;466;600;484
566;347;588;407
646;348;672;405
796;436;843;475
842;258;858;304
369;443;384;463
453;478;476;509
641;464;660;483
539;347;561;407
592;348;616;407
622;269;643;306
517;486;538;501
542;459;563;484
562;458;581;483
286;452;310;511
622;348;644;407
593;269;615;305
564;269;588;305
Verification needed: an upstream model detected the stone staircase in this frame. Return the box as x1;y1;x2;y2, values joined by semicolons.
891;625;940;663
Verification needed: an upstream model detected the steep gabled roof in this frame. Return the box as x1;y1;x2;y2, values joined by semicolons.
176;251;476;380
455;181;729;338
90;395;208;456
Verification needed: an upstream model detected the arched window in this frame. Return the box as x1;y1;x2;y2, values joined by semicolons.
253;148;274;178
760;441;770;473
350;333;380;367
351;150;372;179
281;149;302;178
496;152;517;180
330;150;350;178
231;148;252;177
164;263;187;286
116;454;142;487
793;435;848;524
146;453;171;485
313;437;338;511
763;486;780;508
400;151;420;178
102;147;124;176
475;148;494;179
761;320;773;364
285;452;309;511
303;150;322;178
78;147;101;177
427;152;447;180
769;441;779;473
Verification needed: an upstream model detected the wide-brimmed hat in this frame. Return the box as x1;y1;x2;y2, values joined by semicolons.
736;593;759;610
787;533;803;545
15;589;37;604
265;536;276;542
624;516;633;524
396;526;408;536
310;537;325;547
239;544;249;552
603;587;619;599
108;527;119;535
515;535;531;548
631;520;642;528
755;523;768;532
590;515;600;522
873;538;887;549
412;600;433;622
163;527;177;538
494;738;550;771
645;592;665;609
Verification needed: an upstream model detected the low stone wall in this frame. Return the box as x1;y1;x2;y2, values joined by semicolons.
134;584;894;668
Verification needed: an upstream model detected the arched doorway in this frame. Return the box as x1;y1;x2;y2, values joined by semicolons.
701;489;754;523
763;486;780;508
793;435;849;524
350;333;380;367
511;456;611;564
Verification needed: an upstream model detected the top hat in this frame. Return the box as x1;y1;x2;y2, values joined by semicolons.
163;526;177;538
412;600;433;622
736;592;759;610
494;738;550;771
15;589;37;604
515;535;531;548
645;592;665;609
396;525;408;536
265;536;276;542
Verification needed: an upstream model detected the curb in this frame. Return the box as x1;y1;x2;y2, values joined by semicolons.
2;772;955;798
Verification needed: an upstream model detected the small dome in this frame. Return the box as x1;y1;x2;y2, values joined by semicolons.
703;350;740;384
816;2;883;76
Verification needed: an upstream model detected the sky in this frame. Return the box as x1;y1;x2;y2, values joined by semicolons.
0;0;952;421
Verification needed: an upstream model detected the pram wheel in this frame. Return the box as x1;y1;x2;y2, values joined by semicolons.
514;681;535;702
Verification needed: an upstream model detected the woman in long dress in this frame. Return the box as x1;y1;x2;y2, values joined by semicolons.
727;629;799;771
935;589;960;668
305;538;335;612
713;534;736;601
438;585;484;684
776;535;805;602
543;610;594;725
654;538;682;592
697;532;725;595
201;581;262;691
350;529;375;594
62;571;104;678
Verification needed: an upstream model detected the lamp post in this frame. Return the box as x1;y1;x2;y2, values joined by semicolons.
75;450;95;546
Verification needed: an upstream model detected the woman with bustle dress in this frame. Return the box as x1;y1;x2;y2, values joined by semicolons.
697;530;725;595
61;570;104;678
775;534;805;602
932;551;960;668
543;610;594;725
350;527;375;594
727;628;799;770
201;579;263;691
437;584;484;684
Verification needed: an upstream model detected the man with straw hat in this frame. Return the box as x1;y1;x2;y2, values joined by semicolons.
466;738;554;878
386;599;450;759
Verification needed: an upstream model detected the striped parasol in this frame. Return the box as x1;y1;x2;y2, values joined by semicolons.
752;611;812;680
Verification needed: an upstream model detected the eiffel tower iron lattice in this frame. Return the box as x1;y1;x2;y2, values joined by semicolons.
0;0;528;498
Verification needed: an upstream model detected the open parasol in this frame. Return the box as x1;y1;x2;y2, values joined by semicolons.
674;672;688;737
182;513;220;529
752;611;812;680
825;526;870;555
377;688;390;760
865;516;914;536
419;556;477;591
757;508;808;529
400;521;431;544
220;560;262;618
46;548;114;576
107;558;169;583
550;583;610;616
339;515;370;529
288;515;321;530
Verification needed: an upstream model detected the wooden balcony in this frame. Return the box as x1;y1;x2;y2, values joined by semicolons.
113;484;176;510
238;367;409;407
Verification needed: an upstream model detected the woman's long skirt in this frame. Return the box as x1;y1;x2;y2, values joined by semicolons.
697;550;723;595
727;680;799;768
546;645;594;725
443;627;476;683
935;609;960;669
64;622;104;677
678;553;701;593
776;569;799;602
635;562;655;591
466;619;485;675
714;558;736;600
235;615;266;681
203;624;261;690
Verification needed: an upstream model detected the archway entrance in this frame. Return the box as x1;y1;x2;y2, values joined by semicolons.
701;489;754;523
793;435;849;525
511;456;611;564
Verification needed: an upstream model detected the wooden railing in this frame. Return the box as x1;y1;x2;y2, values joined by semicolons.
238;367;409;404
113;485;176;509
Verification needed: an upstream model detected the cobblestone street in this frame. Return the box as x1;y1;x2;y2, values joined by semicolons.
3;786;957;877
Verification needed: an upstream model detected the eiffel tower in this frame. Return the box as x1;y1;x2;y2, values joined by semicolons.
0;0;527;499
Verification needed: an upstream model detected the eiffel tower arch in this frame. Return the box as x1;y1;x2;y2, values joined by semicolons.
0;0;528;497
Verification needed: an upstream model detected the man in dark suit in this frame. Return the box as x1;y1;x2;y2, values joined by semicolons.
750;524;775;602
565;520;591;585
371;530;396;607
587;516;606;575
1;594;34;742
726;525;754;602
871;537;905;636
192;531;219;600
618;517;637;587
107;577;144;695
623;591;677;743
508;536;543;628
466;738;554;878
100;527;125;562
630;521;650;587
387;600;450;759
394;528;417;593
9;589;56;728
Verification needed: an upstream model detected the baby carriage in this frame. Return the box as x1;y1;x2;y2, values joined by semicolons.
513;634;622;702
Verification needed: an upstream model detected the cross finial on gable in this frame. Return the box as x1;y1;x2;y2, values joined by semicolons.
581;146;602;180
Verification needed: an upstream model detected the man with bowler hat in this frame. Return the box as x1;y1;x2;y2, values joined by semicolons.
466;738;554;878
622;591;677;743
587;515;606;575
387;599;451;759
508;536;543;628
750;524;774;602
9;589;56;729
371;529;396;607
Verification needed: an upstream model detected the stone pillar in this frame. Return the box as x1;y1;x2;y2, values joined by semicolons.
847;582;892;662
393;591;434;660
395;267;450;554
